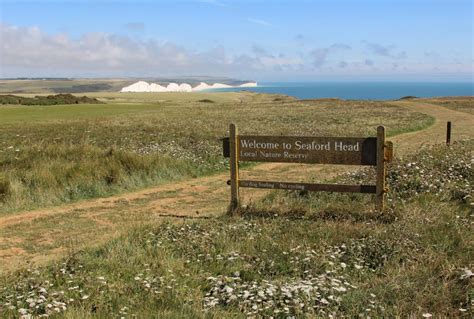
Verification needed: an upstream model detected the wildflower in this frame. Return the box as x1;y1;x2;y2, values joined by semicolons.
18;308;28;315
460;269;473;279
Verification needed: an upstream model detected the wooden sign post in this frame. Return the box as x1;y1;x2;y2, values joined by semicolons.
229;123;240;210
376;126;386;211
446;121;451;146
223;124;393;213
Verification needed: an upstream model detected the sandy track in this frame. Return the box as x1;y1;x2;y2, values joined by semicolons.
0;101;472;272
389;100;474;155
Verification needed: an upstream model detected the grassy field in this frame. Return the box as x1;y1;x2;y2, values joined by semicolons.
0;91;472;317
0;79;134;94
0;141;471;318
419;97;474;115
0;92;434;214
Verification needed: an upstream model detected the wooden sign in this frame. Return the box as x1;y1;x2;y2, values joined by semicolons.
224;124;392;213
224;136;377;165
239;180;376;193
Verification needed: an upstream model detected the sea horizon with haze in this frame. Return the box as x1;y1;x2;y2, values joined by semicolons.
208;81;474;100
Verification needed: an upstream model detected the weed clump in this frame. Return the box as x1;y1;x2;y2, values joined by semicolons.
196;99;215;103
0;176;12;202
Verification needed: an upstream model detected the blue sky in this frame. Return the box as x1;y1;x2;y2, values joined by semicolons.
0;0;472;81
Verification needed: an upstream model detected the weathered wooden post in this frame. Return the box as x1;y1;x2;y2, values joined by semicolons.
446;121;451;146
229;123;240;213
376;126;386;211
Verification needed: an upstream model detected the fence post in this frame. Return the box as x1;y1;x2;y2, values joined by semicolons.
229;123;240;213
376;126;386;211
446;121;451;146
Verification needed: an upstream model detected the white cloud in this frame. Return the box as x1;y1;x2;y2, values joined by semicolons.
0;24;215;76
247;18;272;27
0;23;302;78
1;23;470;80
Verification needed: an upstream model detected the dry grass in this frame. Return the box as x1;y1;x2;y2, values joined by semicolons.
419;97;474;115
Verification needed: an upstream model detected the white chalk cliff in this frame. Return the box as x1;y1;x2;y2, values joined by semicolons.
120;81;257;93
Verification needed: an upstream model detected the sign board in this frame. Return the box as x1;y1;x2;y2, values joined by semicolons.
239;180;376;193
224;136;377;165
224;124;392;213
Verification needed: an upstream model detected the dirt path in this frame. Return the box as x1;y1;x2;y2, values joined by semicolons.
1;101;472;272
389;100;474;155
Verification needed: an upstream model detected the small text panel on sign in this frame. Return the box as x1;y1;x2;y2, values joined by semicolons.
239;180;377;194
224;136;377;165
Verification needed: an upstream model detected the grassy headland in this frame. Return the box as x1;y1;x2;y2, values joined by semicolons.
0;92;434;214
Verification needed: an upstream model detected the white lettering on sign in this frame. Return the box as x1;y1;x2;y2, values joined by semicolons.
334;142;360;152
279;183;305;190
241;139;361;153
240;139;279;149
295;141;331;151
283;152;308;159
259;150;282;158
235;136;376;165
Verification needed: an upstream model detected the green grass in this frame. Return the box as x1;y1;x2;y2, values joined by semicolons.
0;92;435;214
0;79;134;94
0;141;471;318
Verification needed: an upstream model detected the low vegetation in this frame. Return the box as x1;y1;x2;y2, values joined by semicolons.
421;97;474;115
0;92;434;213
0;79;134;94
1;141;471;318
0;94;102;105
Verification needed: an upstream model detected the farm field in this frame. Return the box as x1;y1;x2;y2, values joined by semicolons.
0;92;473;317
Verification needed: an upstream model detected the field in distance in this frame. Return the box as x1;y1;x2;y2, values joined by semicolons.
0;77;253;94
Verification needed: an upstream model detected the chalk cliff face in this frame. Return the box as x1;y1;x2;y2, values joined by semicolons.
120;81;257;92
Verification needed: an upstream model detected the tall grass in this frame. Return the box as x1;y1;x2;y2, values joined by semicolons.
0;144;210;214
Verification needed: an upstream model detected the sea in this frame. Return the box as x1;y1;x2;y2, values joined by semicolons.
208;82;474;100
